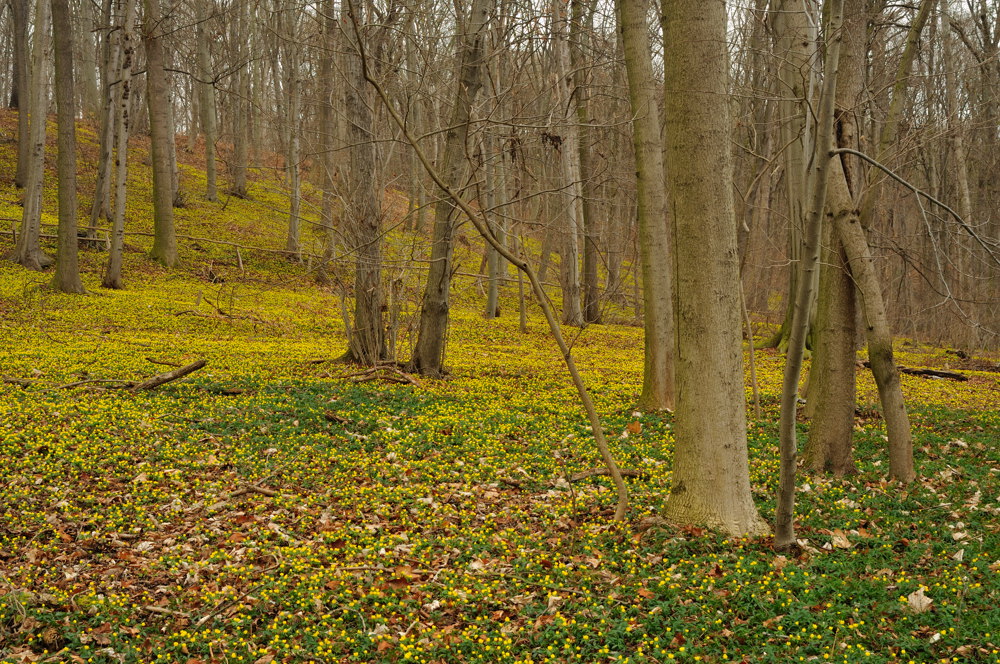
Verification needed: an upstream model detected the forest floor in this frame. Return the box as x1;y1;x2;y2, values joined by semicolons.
1;113;999;663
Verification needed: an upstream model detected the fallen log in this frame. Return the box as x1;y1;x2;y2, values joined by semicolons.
861;361;967;382
130;360;208;392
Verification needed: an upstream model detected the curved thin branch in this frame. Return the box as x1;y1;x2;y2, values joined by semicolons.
831;147;1000;267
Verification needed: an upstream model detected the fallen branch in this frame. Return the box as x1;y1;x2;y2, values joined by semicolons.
145;357;183;367
143;605;191;618
130;360;208;392
206;481;282;511
861;361;967;382
568;468;646;483
1;376;35;387
57;378;132;390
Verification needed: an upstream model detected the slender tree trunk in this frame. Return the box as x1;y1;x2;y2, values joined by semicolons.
11;0;53;270
230;1;249;198
550;0;583;327
341;1;384;364
408;0;491;376
103;0;137;289
50;0;85;293
845;0;929;483
11;0;30;188
143;0;178;266
775;0;844;550
89;0;117;239
572;0;601;324
196;0;218;201
834;200;915;481
617;0;674;412
282;9;302;260
804;0;866;476
763;0;818;352
661;0;768;536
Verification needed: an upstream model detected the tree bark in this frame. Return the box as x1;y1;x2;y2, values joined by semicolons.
341;1;385;365
572;0;601;324
616;0;674;412
775;0;845;550
11;0;53;270
803;0;866;476
763;0;818;352
143;0;178;266
11;0;30;188
50;0;85;293
550;0;584;327
408;0;491;376
103;0;137;289
660;0;768;536
196;0;218;201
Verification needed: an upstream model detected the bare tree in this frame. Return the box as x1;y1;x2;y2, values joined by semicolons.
143;0;178;266
10;0;53;270
615;0;674;412
49;0;85;293
660;0;768;536
409;0;492;376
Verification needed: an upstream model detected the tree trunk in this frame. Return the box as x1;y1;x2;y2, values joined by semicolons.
143;0;178;266
803;0;866;476
283;21;301;260
616;0;674;412
11;0;53;270
763;0;818;352
550;0;584;327
341;1;384;364
833;195;915;482
775;0;845;550
88;0;117;239
408;0;491;376
572;0;601;324
103;0;137;289
49;0;85;293
11;0;30;188
660;0;768;536
229;1;249;199
196;0;218;201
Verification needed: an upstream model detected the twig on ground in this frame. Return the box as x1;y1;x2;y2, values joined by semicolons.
568;468;645;482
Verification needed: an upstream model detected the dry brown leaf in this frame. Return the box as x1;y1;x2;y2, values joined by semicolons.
831;529;852;549
906;587;933;614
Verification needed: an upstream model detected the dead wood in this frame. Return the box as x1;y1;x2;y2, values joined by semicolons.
145;357;183;367
568;468;645;482
130;360;207;392
2;376;35;387
861;361;968;381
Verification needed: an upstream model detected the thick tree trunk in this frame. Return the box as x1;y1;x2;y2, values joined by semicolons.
143;0;178;266
660;0;768;536
11;0;53;270
50;0;85;293
229;2;249;199
616;0;674;412
409;0;491;376
103;0;137;289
